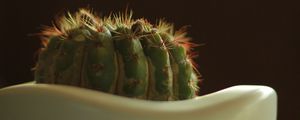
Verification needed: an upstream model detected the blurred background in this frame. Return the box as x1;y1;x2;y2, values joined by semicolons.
0;0;299;119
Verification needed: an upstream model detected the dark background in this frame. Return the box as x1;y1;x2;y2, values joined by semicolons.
0;0;299;119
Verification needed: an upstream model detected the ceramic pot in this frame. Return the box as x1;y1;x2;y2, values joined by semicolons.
0;82;277;120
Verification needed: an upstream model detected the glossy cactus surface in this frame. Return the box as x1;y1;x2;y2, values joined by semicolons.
34;9;201;101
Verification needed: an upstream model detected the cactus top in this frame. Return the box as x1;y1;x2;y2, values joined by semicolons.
34;8;201;101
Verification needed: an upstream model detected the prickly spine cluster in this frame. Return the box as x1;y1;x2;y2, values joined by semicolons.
34;9;201;101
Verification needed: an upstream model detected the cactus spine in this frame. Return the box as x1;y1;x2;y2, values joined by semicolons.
34;9;201;101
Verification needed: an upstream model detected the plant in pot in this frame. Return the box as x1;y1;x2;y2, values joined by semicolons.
0;9;277;120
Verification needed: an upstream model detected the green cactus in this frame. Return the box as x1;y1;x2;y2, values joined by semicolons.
34;9;201;101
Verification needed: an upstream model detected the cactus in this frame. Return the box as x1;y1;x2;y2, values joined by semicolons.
34;9;201;101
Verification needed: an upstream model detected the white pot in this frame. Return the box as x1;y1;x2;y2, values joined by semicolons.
0;82;277;120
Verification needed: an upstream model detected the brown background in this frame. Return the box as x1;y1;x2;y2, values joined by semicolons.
0;0;299;119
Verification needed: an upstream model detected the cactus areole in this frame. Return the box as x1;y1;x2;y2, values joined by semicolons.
34;9;201;101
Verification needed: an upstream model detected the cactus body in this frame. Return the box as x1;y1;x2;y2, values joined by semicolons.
34;9;201;101
140;32;173;100
113;26;149;98
159;33;198;99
